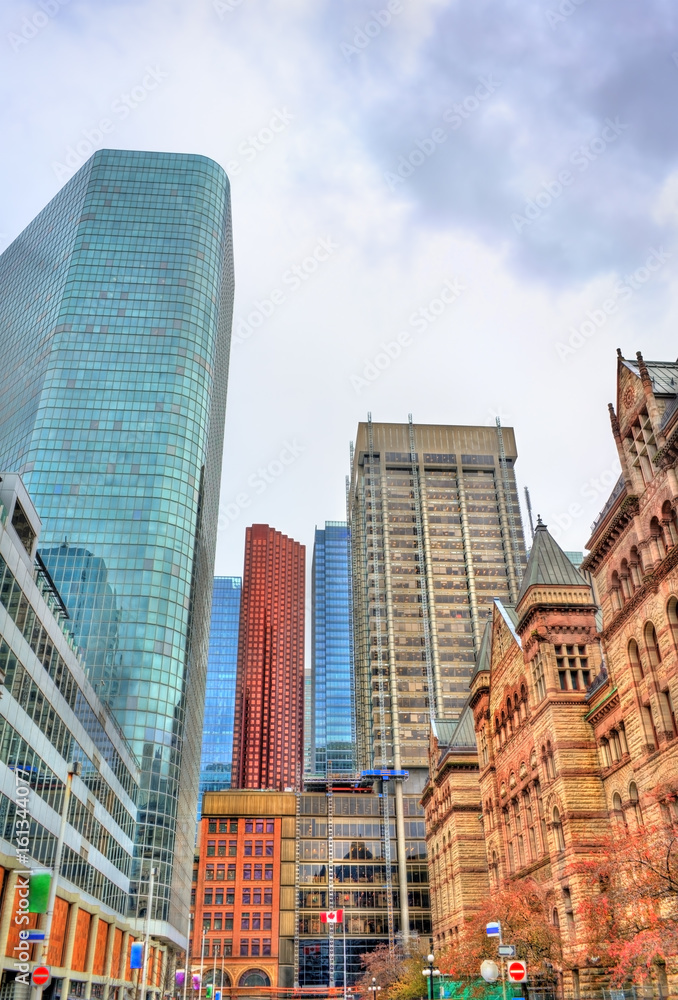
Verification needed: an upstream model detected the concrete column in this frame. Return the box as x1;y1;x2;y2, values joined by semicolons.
418;475;443;716
378;471;411;946
119;931;131;981
0;870;20;961
84;913;100;1000
101;921;116;1000
60;903;80;1000
456;467;481;652
393;780;410;951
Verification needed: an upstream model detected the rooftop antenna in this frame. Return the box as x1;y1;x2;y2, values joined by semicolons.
524;486;535;540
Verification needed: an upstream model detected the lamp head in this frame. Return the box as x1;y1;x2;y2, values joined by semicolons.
428;954;434;964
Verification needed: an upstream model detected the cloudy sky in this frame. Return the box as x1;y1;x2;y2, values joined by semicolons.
2;0;678;579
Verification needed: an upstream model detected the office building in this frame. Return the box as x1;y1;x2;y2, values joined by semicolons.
0;474;144;999
311;523;355;776
232;526;305;792
296;780;429;988
190;790;296;990
348;417;527;940
198;577;242;813
0;149;235;946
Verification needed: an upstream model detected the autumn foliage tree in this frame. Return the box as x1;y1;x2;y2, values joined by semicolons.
437;878;561;981
575;816;678;985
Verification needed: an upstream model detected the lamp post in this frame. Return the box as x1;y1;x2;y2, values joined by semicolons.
422;953;440;1000
368;977;381;1000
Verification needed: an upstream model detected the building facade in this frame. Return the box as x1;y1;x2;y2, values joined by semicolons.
198;577;242;813
423;351;678;997
348;418;526;939
232;525;305;792
0;474;145;999
191;790;296;991
0;149;235;944
296;780;430;988
311;523;355;777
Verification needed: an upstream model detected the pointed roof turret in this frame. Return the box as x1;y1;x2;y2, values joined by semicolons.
517;518;588;604
472;618;493;677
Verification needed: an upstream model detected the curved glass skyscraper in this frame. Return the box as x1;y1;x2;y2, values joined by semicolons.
0;149;234;947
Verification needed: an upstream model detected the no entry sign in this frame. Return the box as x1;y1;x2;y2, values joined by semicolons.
31;966;51;988
507;961;527;983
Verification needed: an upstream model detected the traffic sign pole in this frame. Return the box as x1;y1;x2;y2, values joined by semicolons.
498;924;507;1000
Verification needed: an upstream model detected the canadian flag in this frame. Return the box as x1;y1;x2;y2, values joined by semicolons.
320;910;344;924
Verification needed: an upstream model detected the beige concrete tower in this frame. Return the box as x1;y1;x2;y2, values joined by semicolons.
348;417;527;943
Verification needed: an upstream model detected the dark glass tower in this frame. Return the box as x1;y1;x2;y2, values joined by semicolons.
198;575;241;812
311;521;355;775
0;149;234;945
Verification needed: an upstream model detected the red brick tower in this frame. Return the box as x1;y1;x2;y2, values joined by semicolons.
232;525;305;791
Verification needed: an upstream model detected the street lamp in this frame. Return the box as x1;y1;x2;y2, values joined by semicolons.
422;953;441;1000
368;978;382;998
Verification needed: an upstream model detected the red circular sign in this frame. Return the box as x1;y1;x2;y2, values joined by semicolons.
32;967;51;986
508;962;527;982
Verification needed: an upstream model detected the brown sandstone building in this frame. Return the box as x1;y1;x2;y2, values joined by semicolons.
423;351;678;996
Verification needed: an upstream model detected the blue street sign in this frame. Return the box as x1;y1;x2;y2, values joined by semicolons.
486;921;501;936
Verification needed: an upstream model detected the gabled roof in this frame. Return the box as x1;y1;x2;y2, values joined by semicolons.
495;599;521;648
431;718;459;746
432;704;476;751
620;357;678;396
517;519;588;603
448;704;477;748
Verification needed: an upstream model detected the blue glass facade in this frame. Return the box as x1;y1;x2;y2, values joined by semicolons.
311;522;355;775
0;149;234;942
198;575;241;812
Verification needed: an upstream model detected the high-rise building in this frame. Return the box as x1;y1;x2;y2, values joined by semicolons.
199;577;242;811
232;525;305;792
0;474;144;998
0;149;234;947
311;522;355;776
348;417;526;938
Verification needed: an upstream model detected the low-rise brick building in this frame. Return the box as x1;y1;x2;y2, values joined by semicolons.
191;791;296;991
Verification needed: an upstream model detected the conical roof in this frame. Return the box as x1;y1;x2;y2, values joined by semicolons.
517;518;588;603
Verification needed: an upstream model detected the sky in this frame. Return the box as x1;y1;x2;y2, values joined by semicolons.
2;0;678;581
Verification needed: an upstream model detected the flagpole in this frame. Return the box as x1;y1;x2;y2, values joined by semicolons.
342;913;347;1000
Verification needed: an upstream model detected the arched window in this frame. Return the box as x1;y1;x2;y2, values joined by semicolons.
644;621;662;669
491;850;499;887
552;807;565;852
610;570;622;610
620;558;632;598
629;546;641;588
552;906;560;929
628;638;645;680
629;782;643;827
612;792;626;828
503;807;515;873
667;597;678;650
240;970;271;988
